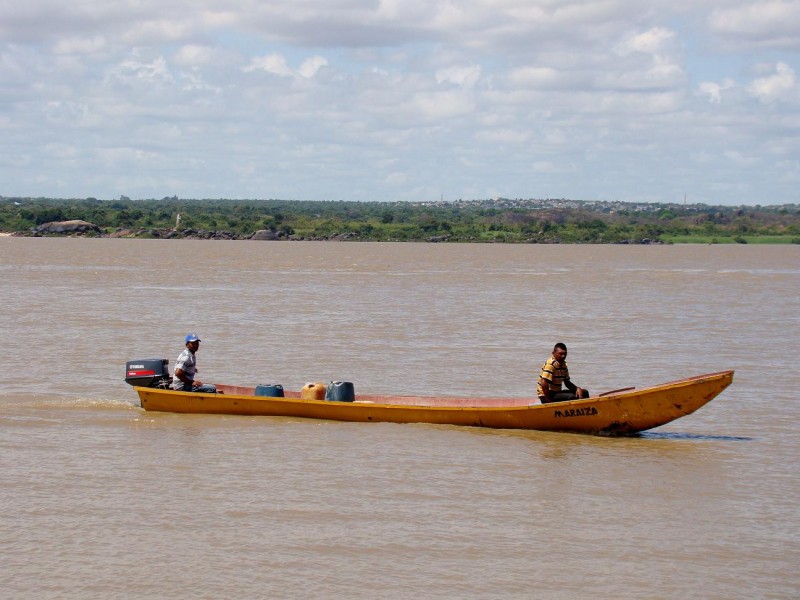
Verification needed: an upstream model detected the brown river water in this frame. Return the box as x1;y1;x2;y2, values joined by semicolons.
1;238;798;598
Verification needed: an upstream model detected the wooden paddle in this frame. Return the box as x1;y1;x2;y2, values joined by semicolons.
598;386;635;397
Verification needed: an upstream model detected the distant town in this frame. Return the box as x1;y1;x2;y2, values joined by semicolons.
398;196;799;213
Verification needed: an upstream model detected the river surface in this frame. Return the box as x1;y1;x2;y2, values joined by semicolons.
1;238;798;599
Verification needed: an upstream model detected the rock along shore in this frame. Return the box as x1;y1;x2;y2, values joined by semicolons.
9;220;665;244
13;220;357;241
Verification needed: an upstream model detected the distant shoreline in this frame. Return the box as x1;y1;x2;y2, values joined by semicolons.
0;196;800;245
3;230;799;244
3;197;799;244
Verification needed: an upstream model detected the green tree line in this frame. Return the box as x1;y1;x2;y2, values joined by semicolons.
2;196;799;243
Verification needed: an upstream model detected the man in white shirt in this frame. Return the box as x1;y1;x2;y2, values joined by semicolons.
172;333;217;393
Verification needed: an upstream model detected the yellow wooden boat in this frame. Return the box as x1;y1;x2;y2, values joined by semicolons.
126;361;733;435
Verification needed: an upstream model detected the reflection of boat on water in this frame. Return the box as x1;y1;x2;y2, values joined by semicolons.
125;360;734;436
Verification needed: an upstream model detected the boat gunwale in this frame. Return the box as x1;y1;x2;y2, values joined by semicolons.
135;369;734;412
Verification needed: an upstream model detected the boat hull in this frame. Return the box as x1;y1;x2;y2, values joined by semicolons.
135;370;733;435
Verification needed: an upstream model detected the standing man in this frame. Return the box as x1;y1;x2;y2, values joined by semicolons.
537;342;589;403
172;333;217;393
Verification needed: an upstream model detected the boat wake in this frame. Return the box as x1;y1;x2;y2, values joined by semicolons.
640;431;752;442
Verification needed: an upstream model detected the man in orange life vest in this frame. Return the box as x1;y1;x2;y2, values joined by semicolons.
537;342;589;403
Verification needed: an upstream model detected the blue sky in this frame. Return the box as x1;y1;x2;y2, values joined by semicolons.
1;1;798;205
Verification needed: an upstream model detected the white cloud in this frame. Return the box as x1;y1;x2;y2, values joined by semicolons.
724;150;759;167
435;65;481;88
173;45;217;68
384;171;408;186
747;62;798;103
53;36;107;56
298;55;328;78
508;66;567;89
615;27;676;56
603;27;685;90
697;78;736;104
243;53;328;79
99;147;162;167
107;54;174;85
44;100;91;125
710;1;800;49
596;57;685;91
43;142;80;160
180;71;221;93
119;18;194;46
408;90;475;121
532;161;560;173
244;54;293;77
474;128;530;144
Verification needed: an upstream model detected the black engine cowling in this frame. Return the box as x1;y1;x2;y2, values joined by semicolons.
125;358;172;388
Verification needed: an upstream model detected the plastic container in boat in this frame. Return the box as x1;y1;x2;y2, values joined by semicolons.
254;384;284;397
326;381;355;402
300;382;327;400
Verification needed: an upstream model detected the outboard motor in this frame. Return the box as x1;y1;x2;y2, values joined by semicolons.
125;358;172;389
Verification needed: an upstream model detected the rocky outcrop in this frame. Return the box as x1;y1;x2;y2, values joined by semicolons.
34;220;101;235
250;229;281;241
23;224;360;241
104;227;244;240
166;228;241;240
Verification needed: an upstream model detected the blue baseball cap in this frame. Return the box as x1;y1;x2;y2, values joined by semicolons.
185;333;201;343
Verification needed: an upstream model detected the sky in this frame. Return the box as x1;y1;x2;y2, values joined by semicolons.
1;1;799;206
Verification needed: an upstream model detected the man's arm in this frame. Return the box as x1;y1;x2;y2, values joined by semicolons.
564;379;583;397
538;377;552;402
174;368;203;388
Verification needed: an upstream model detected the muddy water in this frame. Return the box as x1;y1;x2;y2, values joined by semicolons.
1;238;798;598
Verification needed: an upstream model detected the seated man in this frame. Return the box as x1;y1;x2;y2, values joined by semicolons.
537;342;589;403
172;333;217;393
